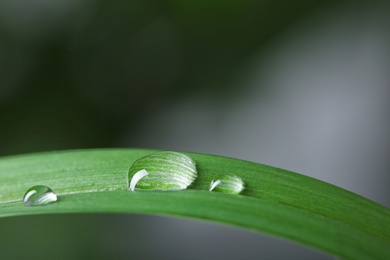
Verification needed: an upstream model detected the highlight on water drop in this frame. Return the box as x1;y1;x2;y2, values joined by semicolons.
23;185;57;206
127;151;198;191
129;169;149;191
209;175;245;194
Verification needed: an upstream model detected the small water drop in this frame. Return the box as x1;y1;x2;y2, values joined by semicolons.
23;185;57;206
128;151;198;191
209;175;244;194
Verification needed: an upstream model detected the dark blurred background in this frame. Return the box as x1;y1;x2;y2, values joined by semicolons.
0;1;389;259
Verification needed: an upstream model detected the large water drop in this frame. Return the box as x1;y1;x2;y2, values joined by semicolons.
128;151;198;191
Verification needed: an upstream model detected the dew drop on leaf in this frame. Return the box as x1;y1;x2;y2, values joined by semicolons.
128;151;198;191
23;185;57;206
209;175;245;194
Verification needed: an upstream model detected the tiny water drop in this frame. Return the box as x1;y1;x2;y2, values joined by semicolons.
128;151;198;191
209;175;244;194
23;185;57;206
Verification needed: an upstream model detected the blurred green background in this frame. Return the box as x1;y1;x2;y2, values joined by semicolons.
0;0;330;155
1;1;389;259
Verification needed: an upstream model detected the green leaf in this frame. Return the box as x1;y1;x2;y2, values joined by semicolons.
0;149;389;259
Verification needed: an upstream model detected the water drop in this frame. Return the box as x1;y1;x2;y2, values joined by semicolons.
209;175;245;194
23;185;57;206
128;151;197;191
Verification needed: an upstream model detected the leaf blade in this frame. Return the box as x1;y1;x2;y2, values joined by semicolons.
0;149;389;259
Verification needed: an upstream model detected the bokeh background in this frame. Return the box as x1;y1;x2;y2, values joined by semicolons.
0;1;389;259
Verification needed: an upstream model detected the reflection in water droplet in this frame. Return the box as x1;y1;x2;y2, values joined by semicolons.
209;175;244;194
129;169;149;191
23;185;57;206
128;151;197;191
